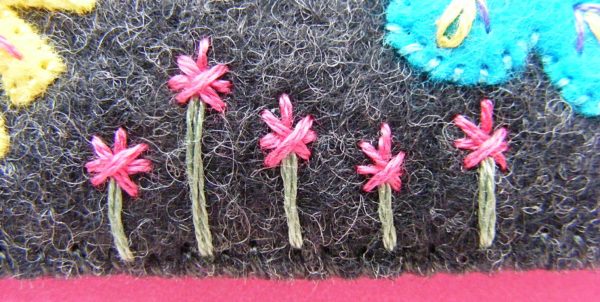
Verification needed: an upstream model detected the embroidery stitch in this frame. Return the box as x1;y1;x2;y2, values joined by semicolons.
0;35;22;60
453;99;508;248
85;128;152;262
436;0;490;48
357;123;405;251
260;94;316;249
168;37;232;258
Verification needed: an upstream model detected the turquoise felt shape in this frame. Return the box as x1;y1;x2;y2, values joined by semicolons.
385;0;600;116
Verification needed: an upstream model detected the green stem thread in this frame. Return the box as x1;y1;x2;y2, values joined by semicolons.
186;99;214;258
378;183;397;251
478;157;496;249
108;178;134;262
281;153;303;249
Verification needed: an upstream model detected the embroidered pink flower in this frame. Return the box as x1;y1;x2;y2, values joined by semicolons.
260;94;317;168
0;35;21;60
85;128;152;197
357;123;406;192
168;37;232;111
453;99;508;170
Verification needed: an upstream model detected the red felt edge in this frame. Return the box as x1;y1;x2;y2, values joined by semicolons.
1;270;598;302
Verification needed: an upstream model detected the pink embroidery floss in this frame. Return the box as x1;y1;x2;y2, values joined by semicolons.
168;37;232;258
0;35;22;60
453;99;508;248
357;123;405;251
260;94;316;249
85;128;152;262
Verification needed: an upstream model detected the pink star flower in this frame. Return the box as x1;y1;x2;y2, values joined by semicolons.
259;94;317;168
168;37;232;112
357;123;406;192
85;128;152;197
453;99;509;170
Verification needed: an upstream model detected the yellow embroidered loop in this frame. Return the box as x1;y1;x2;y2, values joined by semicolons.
575;4;600;53
584;12;600;43
0;0;96;159
436;0;489;48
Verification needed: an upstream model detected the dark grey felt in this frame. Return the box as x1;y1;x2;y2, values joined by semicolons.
0;0;598;278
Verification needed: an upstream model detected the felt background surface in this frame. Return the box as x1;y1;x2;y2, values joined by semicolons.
0;0;598;278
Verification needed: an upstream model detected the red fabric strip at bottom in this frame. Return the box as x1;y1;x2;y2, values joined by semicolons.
1;270;598;302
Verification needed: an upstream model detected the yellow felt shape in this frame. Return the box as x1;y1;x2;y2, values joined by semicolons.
1;0;96;14
585;12;600;44
0;5;65;107
0;0;96;159
0;113;8;158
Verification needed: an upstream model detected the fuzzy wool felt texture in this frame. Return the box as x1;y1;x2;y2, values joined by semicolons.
385;0;600;116
0;0;599;278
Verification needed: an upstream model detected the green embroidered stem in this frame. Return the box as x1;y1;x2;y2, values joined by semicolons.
186;99;214;258
378;183;397;251
108;178;134;262
281;153;302;249
478;157;496;248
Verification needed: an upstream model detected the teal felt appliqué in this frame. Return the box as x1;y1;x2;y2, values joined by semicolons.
385;0;600;116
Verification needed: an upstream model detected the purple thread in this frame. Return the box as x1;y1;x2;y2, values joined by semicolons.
477;0;491;33
574;3;600;53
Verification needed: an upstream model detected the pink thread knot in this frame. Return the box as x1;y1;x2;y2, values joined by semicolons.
168;37;232;112
453;99;509;170
85;128;152;198
0;35;22;60
260;94;317;168
357;123;406;193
